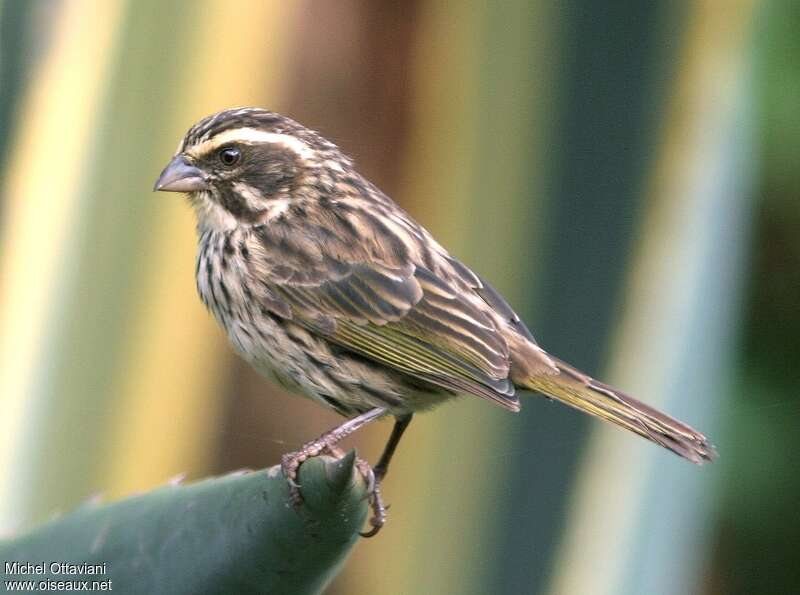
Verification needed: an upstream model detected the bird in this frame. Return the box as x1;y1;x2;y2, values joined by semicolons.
154;107;716;536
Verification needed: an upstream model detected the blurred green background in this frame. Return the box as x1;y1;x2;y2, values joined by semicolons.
1;1;797;594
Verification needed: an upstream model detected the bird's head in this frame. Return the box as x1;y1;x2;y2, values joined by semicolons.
154;107;349;231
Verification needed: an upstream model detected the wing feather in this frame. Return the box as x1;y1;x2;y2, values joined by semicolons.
247;226;518;410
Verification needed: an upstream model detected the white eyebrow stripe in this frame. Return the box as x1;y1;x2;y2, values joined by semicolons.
186;127;315;160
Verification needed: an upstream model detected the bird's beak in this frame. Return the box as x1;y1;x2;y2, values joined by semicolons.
153;156;207;192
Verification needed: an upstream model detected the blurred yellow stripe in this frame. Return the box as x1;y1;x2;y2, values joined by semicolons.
0;0;126;532
101;0;299;497
335;3;484;591
547;2;757;594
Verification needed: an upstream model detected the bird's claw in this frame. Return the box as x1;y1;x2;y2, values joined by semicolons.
282;445;388;537
281;451;307;506
359;478;387;538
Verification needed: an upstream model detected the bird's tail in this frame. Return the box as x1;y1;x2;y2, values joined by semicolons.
521;356;717;464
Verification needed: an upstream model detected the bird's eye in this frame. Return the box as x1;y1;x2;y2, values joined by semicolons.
218;146;241;167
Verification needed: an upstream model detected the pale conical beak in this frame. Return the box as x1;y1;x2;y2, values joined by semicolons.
153;156;207;192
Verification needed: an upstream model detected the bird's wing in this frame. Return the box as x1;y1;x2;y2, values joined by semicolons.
473;275;538;344
246;224;519;410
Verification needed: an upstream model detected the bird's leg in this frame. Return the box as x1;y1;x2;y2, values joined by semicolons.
356;414;413;538
373;414;413;481
281;407;387;512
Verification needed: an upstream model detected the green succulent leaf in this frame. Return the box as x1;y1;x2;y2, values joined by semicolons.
0;454;368;595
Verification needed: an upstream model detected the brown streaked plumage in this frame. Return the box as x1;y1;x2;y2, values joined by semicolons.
154;107;717;536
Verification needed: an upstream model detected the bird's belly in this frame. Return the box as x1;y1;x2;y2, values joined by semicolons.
225;308;454;415
223;315;314;393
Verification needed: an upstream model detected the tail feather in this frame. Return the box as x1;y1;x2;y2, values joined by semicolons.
522;357;717;464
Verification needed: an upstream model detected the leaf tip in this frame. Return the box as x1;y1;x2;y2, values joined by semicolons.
323;449;358;494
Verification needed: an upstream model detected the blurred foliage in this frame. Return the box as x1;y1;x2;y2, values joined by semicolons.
710;2;800;594
748;0;800;371
486;3;680;591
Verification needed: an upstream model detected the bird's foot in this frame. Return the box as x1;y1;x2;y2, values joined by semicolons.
281;438;331;507
359;479;387;537
281;443;388;537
